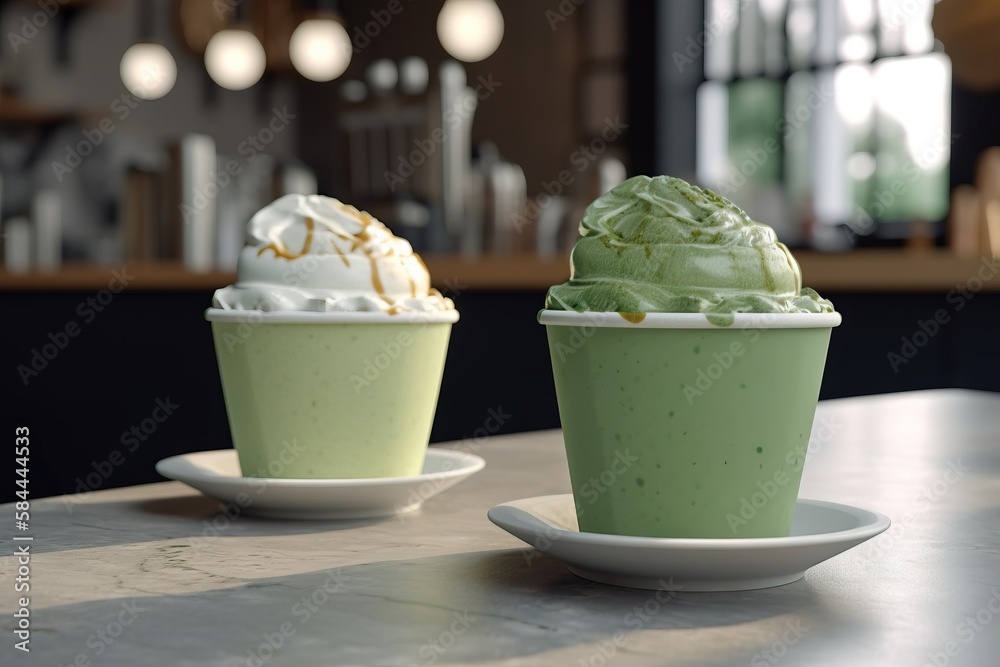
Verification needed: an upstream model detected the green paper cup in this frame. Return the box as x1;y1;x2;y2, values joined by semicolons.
206;309;458;479
540;310;841;538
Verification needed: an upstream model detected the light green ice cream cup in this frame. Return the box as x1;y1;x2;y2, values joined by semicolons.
206;309;457;479
541;310;840;539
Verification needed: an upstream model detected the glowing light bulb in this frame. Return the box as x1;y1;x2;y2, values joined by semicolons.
289;18;352;82
204;29;266;91
436;0;504;63
120;42;176;100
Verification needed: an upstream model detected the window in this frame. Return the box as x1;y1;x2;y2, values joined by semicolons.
696;0;950;248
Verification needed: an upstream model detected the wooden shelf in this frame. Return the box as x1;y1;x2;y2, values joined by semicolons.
1;250;998;293
0;96;74;126
0;256;569;292
798;249;1000;292
423;254;570;291
0;263;235;292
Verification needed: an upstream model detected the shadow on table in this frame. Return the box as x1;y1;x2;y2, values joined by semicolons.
20;548;876;666
22;491;385;555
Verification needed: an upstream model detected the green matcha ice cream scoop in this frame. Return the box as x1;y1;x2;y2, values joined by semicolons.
545;175;833;315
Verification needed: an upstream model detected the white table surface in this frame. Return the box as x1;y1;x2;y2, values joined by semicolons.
3;389;999;666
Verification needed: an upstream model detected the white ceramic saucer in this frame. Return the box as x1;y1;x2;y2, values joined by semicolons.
155;449;484;520
488;494;890;592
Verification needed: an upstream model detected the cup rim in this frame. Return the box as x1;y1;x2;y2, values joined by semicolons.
538;309;841;329
205;308;460;324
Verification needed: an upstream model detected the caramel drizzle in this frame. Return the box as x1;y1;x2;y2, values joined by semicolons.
344;204;409;314
370;256;385;295
333;243;350;267
258;204;422;315
258;216;315;260
409;255;429;298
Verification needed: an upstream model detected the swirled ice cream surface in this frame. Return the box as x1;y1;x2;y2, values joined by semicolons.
544;175;833;315
213;194;454;313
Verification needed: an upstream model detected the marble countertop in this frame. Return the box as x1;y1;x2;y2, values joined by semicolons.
3;389;999;666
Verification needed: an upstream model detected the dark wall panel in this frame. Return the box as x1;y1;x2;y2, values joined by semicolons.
5;289;999;501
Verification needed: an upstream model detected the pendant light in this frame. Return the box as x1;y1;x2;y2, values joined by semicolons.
119;0;176;100
204;2;266;90
436;0;504;63
289;2;352;82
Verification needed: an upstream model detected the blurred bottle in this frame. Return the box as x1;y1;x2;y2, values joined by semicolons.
3;217;32;274
32;189;61;272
